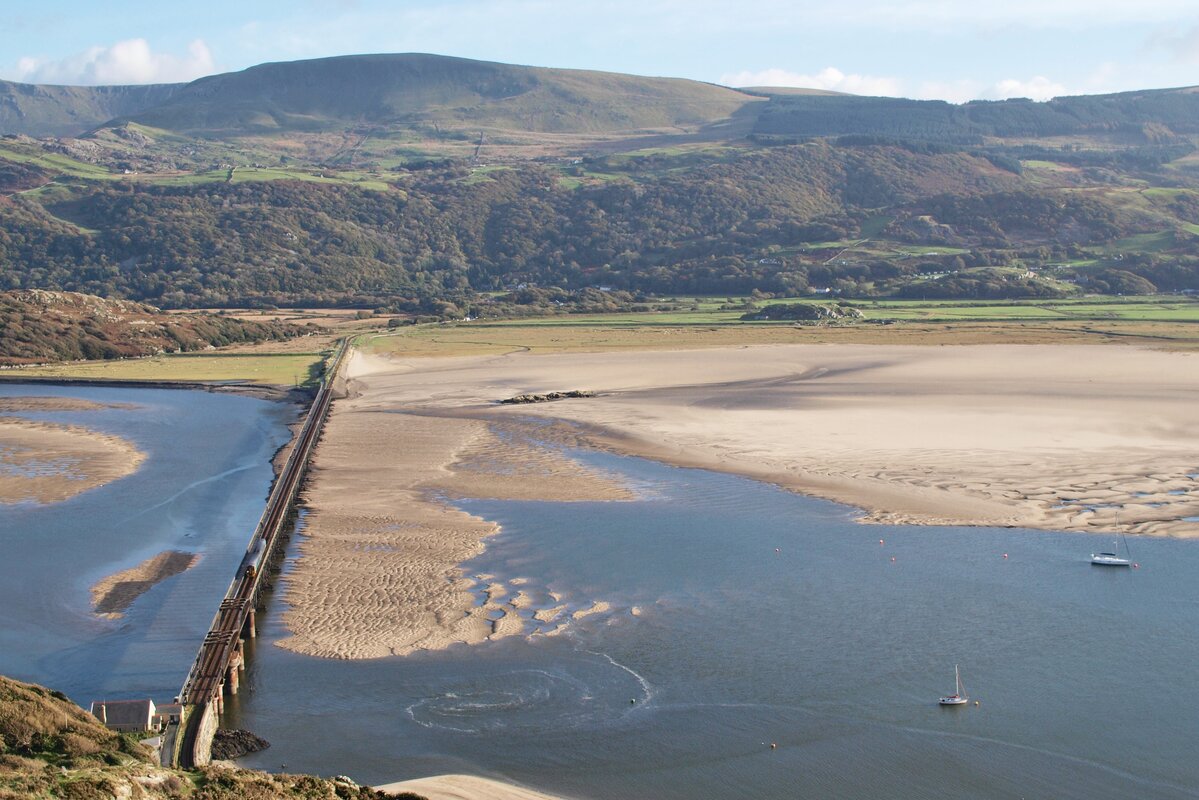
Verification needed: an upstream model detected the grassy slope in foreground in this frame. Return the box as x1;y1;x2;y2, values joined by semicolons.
0;674;419;800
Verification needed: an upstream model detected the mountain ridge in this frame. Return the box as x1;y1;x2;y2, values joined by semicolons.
0;79;181;137
4;52;1197;144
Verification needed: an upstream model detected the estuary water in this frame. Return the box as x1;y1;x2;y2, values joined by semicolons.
0;384;293;705
230;450;1199;800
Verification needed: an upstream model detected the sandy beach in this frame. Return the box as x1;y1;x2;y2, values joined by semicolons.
0;412;146;505
376;773;568;800
281;342;1199;660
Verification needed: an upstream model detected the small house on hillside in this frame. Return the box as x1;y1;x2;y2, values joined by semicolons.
153;703;183;728
89;699;156;732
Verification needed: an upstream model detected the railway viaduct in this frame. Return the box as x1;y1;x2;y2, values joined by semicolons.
165;339;349;768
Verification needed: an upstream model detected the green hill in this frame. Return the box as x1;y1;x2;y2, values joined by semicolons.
116;53;760;136
5;53;1198;149
0;80;180;138
752;86;1199;144
2;54;1199;308
0;290;303;365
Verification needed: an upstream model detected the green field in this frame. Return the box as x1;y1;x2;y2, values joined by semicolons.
0;142;117;181
482;295;1199;326
359;294;1199;358
4;353;329;386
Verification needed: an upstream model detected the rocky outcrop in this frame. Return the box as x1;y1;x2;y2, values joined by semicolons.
500;390;594;404
211;728;270;760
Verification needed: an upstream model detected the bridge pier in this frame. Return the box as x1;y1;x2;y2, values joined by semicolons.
226;641;244;694
246;608;256;639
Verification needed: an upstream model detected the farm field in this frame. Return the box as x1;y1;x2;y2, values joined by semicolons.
3;352;329;386
3;296;1195;384
364;295;1199;357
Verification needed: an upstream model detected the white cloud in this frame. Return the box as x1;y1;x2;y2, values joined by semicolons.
721;65;1075;102
720;66;903;96
984;76;1070;101
719;64;1079;101
12;39;216;85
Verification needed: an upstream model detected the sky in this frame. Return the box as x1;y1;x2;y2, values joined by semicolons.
1;0;1197;102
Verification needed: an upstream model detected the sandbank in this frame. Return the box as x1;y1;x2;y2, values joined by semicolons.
376;774;567;800
275;352;630;660
283;343;1199;660
352;343;1199;538
0;417;146;504
0;397;136;413
91;550;199;616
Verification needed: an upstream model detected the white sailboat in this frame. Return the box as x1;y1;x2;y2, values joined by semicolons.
1091;514;1132;567
939;664;969;706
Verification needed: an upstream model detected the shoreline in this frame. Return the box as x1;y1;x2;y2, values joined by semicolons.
0;375;310;404
375;774;570;800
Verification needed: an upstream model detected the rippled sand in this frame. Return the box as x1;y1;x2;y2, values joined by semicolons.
276;352;631;660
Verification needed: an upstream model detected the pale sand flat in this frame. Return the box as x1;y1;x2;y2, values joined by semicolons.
0;417;145;504
285;342;1199;660
376;774;568;800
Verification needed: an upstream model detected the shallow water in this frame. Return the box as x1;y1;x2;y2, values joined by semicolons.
230;450;1199;799
0;384;293;705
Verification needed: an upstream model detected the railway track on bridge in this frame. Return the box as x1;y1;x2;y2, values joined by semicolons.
172;338;349;766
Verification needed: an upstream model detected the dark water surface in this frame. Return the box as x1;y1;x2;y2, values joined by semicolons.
229;451;1199;800
0;384;293;704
